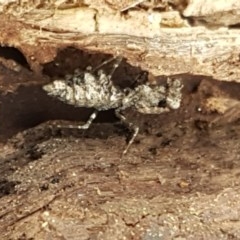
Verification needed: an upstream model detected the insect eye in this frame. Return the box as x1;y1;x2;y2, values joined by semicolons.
158;99;167;108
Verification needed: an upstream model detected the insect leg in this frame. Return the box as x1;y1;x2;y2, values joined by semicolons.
136;106;170;114
115;108;139;155
92;56;122;74
97;57;123;88
108;57;122;77
57;110;98;130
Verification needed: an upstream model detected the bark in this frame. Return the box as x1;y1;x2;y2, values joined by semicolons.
0;0;240;82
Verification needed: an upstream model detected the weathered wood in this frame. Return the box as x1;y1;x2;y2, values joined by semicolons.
184;0;240;26
0;0;240;82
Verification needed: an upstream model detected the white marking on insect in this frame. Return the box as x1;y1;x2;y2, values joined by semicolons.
43;57;183;155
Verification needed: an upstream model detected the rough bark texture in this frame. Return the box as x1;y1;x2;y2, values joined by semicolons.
1;1;240;239
0;0;240;81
